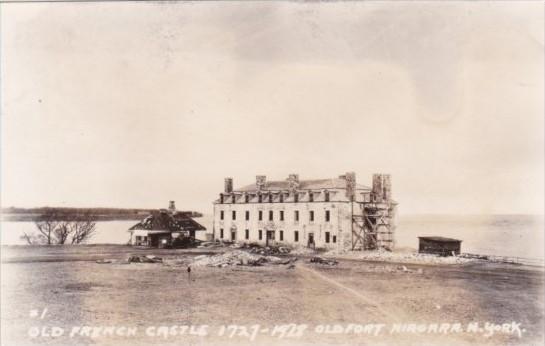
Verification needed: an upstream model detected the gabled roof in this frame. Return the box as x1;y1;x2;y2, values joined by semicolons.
235;178;370;192
129;210;206;232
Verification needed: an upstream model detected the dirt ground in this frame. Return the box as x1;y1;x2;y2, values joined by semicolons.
1;245;543;346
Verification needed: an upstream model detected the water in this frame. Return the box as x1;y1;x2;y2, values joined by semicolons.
1;214;543;260
397;214;544;260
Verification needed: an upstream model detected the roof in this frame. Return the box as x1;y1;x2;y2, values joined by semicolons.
129;210;206;232
236;178;370;192
418;236;462;243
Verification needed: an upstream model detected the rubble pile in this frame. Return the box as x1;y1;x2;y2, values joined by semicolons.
323;248;475;265
128;255;163;263
198;242;225;248
192;250;296;268
310;257;338;266
247;245;291;256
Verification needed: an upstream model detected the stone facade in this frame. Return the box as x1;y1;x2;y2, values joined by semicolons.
212;173;374;249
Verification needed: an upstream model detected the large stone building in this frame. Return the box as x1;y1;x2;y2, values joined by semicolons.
213;173;396;250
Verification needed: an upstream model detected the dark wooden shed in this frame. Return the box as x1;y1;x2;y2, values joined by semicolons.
418;236;462;256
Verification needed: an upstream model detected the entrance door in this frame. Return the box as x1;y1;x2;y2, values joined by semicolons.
231;231;236;241
266;230;275;247
308;233;315;249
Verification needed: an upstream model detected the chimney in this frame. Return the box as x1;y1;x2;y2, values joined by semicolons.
287;174;299;191
256;175;266;191
372;174;384;201
168;201;176;212
224;177;233;193
382;174;392;201
345;172;356;200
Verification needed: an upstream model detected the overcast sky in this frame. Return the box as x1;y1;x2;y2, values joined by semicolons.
1;1;543;215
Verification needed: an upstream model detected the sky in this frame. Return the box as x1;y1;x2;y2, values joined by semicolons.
1;1;543;215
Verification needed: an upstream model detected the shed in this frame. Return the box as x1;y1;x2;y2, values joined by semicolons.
418;236;462;256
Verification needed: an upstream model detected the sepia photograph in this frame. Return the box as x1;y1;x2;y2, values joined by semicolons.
1;1;544;345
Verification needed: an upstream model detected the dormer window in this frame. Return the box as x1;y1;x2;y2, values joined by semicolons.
309;192;314;202
231;195;236;203
268;193;273;203
258;193;262;203
279;193;284;203
219;194;224;204
324;190;330;202
245;194;249;203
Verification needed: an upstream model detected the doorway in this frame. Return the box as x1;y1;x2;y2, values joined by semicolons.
307;233;315;249
266;230;275;247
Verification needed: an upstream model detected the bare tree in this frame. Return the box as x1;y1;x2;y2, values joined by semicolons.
33;209;60;245
54;221;72;245
23;209;97;245
69;212;97;244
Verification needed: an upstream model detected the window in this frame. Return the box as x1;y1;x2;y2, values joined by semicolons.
279;194;284;203
220;211;224;220
269;210;273;221
259;230;263;240
259;210;263;221
294;210;299;222
325;210;330;222
269;193;273;203
245;194;249;203
294;231;299;242
280;230;284;241
245;211;250;221
220;228;224;239
258;193;262;203
220;194;224;204
325;191;330;202
232;211;236;220
294;193;298;203
333;235;337;243
231;231;236;241
245;229;249;240
280;211;284;221
309;192;314;202
325;232;330;243
310;211;314;222
232;195;236;203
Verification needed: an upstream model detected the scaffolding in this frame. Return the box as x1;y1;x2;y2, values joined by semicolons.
351;174;397;251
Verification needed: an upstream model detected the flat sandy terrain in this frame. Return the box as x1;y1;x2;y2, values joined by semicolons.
1;245;543;346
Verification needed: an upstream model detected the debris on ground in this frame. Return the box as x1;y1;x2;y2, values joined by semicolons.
191;250;296;268
242;244;292;256
198;241;225;248
95;259;112;264
310;257;338;266
128;255;163;263
323;248;476;265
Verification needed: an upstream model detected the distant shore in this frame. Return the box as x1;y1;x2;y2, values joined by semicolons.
1;207;203;222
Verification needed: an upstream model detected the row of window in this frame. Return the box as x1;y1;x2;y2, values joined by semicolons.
218;229;337;243
219;191;330;204
220;210;330;222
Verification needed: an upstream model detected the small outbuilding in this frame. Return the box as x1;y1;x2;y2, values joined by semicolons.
418;236;462;256
128;202;206;248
